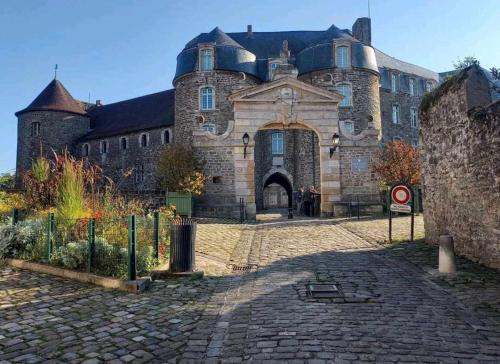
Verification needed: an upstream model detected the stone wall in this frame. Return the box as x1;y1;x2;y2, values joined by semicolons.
421;66;500;268
16;111;90;182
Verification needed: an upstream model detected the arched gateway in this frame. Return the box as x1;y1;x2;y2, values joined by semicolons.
228;77;344;219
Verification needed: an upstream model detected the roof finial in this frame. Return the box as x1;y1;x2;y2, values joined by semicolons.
54;64;58;80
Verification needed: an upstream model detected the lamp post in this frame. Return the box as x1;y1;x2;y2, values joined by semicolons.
329;132;340;158
242;133;250;159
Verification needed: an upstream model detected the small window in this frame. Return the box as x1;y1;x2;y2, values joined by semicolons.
426;81;433;92
120;137;128;151
162;129;171;144
337;83;352;107
410;107;418;128
200;48;214;71
100;140;109;154
409;78;416;96
212;176;222;184
135;164;144;183
30;122;40;137
392;104;400;124
139;133;149;148
336;46;349;68
82;143;90;157
200;87;215;111
201;123;216;134
344;121;354;134
272;132;284;155
391;73;398;93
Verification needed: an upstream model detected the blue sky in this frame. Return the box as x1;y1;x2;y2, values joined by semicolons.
1;0;499;174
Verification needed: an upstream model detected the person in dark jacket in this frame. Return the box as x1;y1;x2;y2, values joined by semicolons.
303;187;312;217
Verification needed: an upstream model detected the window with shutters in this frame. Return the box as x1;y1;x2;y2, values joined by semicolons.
200;86;215;110
200;48;214;71
336;83;352;107
31;122;40;137
335;46;349;68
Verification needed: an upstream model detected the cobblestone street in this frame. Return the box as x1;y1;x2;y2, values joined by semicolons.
1;216;500;363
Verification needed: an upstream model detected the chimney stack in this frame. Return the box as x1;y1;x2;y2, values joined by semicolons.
352;17;371;46
247;24;253;38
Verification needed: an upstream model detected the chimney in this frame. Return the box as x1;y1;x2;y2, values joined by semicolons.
352;17;371;46
247;24;253;38
96;99;102;106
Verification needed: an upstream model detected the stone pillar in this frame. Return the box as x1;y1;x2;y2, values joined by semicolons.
439;235;456;274
233;129;257;220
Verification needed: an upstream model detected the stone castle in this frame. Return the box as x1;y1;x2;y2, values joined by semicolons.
15;18;439;218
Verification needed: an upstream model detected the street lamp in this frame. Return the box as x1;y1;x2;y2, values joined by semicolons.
329;132;340;158
242;132;250;159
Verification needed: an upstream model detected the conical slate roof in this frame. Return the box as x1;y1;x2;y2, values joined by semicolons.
16;79;86;116
184;27;244;50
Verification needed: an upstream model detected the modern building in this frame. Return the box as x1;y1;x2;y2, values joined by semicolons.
15;18;439;218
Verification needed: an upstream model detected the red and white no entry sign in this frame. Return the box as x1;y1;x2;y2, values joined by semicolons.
391;185;411;205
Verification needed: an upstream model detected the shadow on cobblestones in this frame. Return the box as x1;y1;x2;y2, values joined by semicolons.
1;224;500;363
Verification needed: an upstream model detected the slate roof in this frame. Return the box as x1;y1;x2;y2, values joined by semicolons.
374;48;439;81
16;79;87;116
81;89;175;141
185;27;245;49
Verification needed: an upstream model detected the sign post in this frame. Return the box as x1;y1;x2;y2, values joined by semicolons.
388;183;414;243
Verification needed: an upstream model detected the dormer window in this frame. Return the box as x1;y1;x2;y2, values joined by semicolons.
82;143;90;157
426;81;433;92
200;87;215;111
139;133;149;148
30;122;40;137
391;73;398;93
100;140;109;154
200;48;214;71
269;61;280;80
335;46;349;68
409;78;416;96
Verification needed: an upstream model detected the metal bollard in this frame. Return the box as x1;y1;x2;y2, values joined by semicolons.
439;235;456;274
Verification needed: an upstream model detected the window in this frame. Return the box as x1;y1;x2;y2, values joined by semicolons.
200;48;214;71
139;133;149;148
162;129;171;144
272;132;284;155
82;143;90;157
426;81;433;92
410;107;418;128
200;87;215;110
100;140;109;154
120;137;128;151
344;121;354;134
409;78;415;96
337;83;352;107
391;73;398;93
135;164;144;183
392;104;400;124
212;176;222;184
269;62;280;79
201;123;216;134
336;46;349;68
31;122;40;137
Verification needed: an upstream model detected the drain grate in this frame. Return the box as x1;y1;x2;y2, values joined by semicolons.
306;283;343;299
231;264;257;272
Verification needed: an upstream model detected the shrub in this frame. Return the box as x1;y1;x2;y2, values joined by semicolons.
0;220;45;260
371;141;421;186
52;241;87;270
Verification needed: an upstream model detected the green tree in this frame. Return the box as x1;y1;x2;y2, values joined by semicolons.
157;145;206;196
453;56;480;70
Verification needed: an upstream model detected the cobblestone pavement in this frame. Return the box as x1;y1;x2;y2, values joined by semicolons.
1;218;500;363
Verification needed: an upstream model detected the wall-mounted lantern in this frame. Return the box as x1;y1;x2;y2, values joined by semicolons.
242;132;250;159
329;132;340;158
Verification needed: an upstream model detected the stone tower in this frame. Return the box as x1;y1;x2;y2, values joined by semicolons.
15;79;90;182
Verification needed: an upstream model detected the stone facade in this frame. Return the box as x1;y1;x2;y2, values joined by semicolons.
420;66;500;268
16;111;89;179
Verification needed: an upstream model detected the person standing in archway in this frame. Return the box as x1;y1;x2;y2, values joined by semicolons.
303;186;312;217
295;186;304;215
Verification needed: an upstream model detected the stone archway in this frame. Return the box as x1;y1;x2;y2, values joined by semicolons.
228;76;344;219
262;171;293;209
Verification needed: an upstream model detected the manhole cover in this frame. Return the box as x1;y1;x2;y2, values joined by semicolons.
306;283;343;298
231;264;257;272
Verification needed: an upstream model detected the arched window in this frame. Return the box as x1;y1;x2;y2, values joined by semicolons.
31;122;41;137
272;132;284;155
120;137;128;151
200;48;214;71
100;140;109;154
139;133;149;148
201;123;216;134
335;46;349;68
82;143;90;157
336;83;352;107
200;87;215;110
162;129;171;144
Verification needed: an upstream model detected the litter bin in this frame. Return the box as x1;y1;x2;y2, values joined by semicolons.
170;217;197;273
